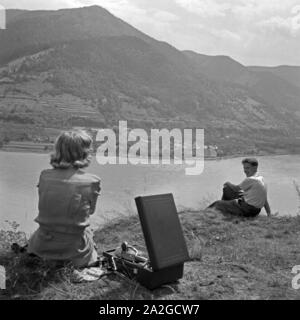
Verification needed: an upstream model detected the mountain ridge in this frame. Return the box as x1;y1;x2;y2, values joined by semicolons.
0;6;300;155
184;49;300;114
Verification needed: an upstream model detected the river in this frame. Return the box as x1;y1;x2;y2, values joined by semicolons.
0;151;299;235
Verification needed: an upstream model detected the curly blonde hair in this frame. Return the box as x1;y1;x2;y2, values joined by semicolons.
50;130;93;169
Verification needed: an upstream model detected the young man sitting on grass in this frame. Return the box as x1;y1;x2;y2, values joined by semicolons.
208;158;271;218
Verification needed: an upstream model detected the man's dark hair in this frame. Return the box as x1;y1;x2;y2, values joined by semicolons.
242;158;258;167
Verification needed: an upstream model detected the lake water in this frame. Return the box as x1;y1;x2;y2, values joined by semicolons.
0;151;300;235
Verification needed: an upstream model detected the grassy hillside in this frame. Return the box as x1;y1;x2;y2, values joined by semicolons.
249;66;300;89
1;210;300;300
184;50;300;115
1;6;300;156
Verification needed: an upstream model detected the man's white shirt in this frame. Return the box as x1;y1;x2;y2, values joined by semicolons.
239;174;267;209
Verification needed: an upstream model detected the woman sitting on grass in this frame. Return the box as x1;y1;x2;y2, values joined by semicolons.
28;130;101;268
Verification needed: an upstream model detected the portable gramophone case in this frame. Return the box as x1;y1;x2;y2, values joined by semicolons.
103;193;189;289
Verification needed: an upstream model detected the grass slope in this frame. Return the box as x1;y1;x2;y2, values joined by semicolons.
1;210;300;300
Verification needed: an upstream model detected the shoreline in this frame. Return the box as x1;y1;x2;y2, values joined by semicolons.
1;147;299;161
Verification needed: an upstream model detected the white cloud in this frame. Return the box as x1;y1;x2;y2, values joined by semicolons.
152;10;179;23
257;4;300;36
291;5;300;34
174;0;300;24
258;16;291;33
211;29;241;42
175;0;230;17
230;0;287;19
291;4;300;14
0;0;82;10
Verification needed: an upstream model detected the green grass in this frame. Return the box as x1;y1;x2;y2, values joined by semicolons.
1;210;300;300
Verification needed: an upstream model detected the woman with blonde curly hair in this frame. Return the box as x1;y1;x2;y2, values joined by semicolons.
28;130;101;268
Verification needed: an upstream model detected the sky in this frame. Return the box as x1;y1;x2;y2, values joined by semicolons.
1;0;300;66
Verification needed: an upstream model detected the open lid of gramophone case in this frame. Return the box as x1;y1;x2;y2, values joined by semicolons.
135;193;189;271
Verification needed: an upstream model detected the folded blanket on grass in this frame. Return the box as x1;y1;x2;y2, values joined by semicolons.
71;267;110;283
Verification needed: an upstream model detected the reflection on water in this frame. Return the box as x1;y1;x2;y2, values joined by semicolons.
0;151;300;234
